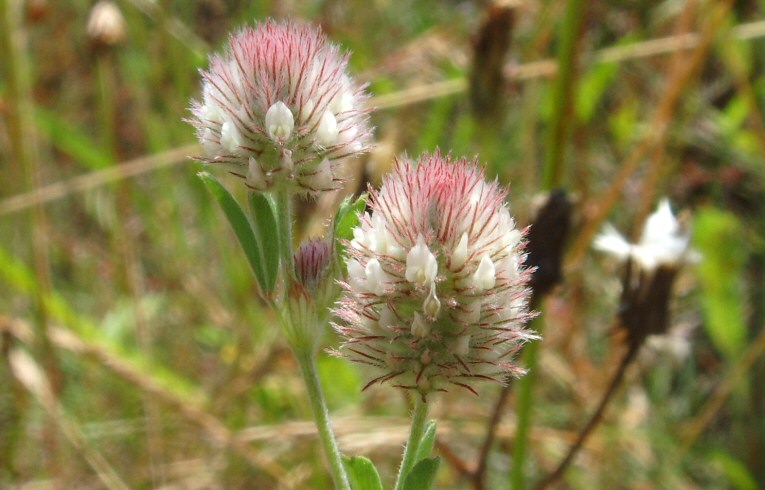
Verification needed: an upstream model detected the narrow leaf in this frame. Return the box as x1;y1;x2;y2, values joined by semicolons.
402;457;440;490
414;421;437;462
334;194;367;241
343;455;384;490
248;191;279;293
198;172;269;295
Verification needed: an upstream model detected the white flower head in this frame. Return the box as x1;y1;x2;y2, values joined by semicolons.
333;151;536;398
594;199;698;270
189;20;372;195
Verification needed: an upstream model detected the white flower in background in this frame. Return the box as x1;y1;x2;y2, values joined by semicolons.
333;151;537;398
87;1;126;46
594;199;698;270
189;20;372;195
594;199;699;345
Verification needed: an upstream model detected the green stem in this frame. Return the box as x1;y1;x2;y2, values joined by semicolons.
274;190;295;285
394;397;429;490
540;0;585;190
510;336;540;490
295;350;351;490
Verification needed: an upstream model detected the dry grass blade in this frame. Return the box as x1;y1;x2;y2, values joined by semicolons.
8;348;131;490
0;144;198;216
565;0;735;265
46;326;292;486
678;323;765;457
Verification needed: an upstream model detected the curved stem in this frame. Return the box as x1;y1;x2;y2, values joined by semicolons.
295;350;351;490
535;342;640;490
394;397;430;490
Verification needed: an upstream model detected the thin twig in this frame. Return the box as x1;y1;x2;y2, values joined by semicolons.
676;323;765;458
0;144;198;216
566;0;735;265
3;18;765;217
534;342;641;490
9;348;131;490
47;326;291;485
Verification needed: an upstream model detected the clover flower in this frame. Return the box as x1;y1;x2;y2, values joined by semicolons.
333;152;536;398
284;238;336;351
189;20;371;195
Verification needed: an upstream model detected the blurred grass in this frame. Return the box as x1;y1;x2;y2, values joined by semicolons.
1;0;765;488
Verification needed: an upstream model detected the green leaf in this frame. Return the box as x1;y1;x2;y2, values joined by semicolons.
247;191;279;294
693;207;747;359
414;421;437;462
35;107;113;170
575;60;619;123
198;172;271;296
343;455;383;490
334;193;367;242
402;457;440;490
708;449;758;490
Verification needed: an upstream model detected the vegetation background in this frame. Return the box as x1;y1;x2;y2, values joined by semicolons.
1;0;764;488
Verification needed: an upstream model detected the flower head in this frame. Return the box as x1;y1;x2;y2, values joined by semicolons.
594;199;699;346
284;238;336;352
594;199;697;271
333;152;536;398
189;20;371;195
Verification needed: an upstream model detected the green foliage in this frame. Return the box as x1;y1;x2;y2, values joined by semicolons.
198;172;277;298
333;193;368;265
402;457;441;490
343;456;384;490
414;420;437;462
35;107;113;169
247;191;280;294
694;206;748;359
708;449;758;490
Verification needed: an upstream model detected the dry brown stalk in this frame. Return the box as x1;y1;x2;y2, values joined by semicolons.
565;0;735;266
46;326;292;486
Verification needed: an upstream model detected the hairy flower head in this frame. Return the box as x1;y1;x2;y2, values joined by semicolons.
333;152;536;398
189;20;371;195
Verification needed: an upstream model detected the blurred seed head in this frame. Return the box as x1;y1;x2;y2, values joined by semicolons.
333;151;537;399
87;1;127;47
189;20;372;196
594;199;699;346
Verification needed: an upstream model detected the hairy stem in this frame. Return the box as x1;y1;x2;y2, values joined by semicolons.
295;350;351;490
394;397;430;490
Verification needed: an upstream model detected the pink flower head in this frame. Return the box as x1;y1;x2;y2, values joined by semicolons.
333;151;537;398
189;20;371;195
294;238;332;293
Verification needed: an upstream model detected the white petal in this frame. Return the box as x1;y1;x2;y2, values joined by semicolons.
406;235;438;286
472;255;496;291
378;305;396;329
316;110;339;147
423;282;441;319
220;120;241;153
300;98;315;123
347;259;365;290
411;312;429;338
265;101;294;141
302;158;333;190
246;157;267;190
451;233;469;269
455;299;481;324
453;334;471;356
593;224;632;260
365;259;387;295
